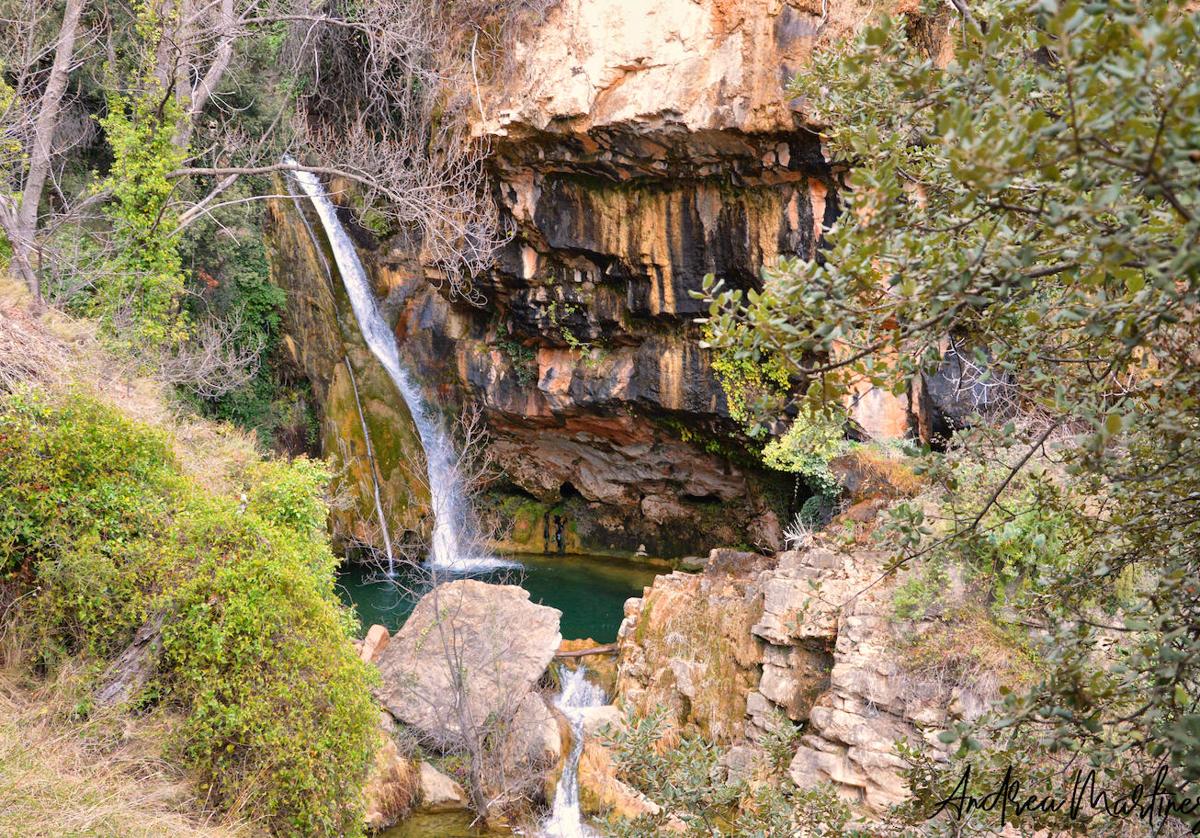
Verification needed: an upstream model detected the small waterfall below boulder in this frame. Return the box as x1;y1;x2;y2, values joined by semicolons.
542;667;605;838
289;163;503;573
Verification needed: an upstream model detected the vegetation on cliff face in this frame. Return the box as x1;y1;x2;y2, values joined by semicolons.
704;0;1200;832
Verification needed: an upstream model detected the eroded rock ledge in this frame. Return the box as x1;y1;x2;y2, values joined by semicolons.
271;0;925;556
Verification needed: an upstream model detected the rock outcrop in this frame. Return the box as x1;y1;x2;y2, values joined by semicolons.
416;762;469;813
615;548;768;742
363;714;420;830
268;0;931;558
359;623;390;664
613;524;1004;815
375;580;562;747
578;740;661;821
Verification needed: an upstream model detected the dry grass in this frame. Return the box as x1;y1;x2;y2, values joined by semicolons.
0;668;253;838
892;603;1042;705
837;444;925;500
0;280;81;393
0;276;262;495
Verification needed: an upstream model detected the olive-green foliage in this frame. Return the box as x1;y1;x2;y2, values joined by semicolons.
0;393;176;658
758;710;804;773
604;707;866;837
703;322;790;436
161;492;376;836
494;322;537;387
603;708;742;836
655;414;764;470
0;391;377;836
891;559;949;620
702;0;1200;830
99;84;189;347
547;299;607;367
734;782;861;838
915;457;1085;608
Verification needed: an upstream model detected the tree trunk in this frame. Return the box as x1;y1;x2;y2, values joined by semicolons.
14;0;87;300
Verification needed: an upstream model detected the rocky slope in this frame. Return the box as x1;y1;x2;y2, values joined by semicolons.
612;501;1019;814
267;0;930;557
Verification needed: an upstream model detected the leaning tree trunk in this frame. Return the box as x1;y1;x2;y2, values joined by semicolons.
12;0;87;300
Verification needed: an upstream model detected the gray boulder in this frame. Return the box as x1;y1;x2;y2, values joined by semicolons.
375;580;562;748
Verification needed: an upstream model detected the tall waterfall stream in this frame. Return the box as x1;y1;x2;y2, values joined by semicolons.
289;164;505;573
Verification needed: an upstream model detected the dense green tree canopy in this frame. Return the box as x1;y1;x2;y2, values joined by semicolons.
703;0;1200;831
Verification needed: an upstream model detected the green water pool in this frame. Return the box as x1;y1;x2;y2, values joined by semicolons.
378;811;511;837
336;552;661;643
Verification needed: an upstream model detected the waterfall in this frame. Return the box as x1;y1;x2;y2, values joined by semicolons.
542;667;605;838
288;162;505;573
284;176;398;573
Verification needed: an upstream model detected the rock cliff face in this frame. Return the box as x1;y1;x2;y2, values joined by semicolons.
269;0;921;556
614;531;1003;814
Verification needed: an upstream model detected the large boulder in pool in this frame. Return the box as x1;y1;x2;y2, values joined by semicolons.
375;580;562;748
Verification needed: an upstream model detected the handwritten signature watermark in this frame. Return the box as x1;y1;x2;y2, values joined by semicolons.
931;765;1200;832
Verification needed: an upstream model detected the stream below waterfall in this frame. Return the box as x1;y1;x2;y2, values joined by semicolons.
376;666;609;838
542;667;605;837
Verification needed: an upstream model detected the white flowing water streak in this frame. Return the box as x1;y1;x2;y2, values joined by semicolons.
283;174;397;574
288;161;505;573
542;667;605;838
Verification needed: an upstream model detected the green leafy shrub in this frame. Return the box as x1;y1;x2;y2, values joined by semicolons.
604;708;742;834
494;322;537;387
605;706;867;836
761;408;849;498
891;559;950;620
0;392;178;657
180;224;303;448
704;322;790;435
162;491;376;836
99;86;189;348
759;710;804;772
734;781;859;838
0;391;377;835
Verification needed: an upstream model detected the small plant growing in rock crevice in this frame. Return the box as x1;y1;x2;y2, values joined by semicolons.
546;300;608;369
760;710;804;772
494;321;537;387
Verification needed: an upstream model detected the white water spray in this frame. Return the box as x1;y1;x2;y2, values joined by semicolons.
289;162;505;573
542;667;605;838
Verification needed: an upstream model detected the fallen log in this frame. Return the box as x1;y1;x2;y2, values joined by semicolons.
554;643;617;658
95;611;165;707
